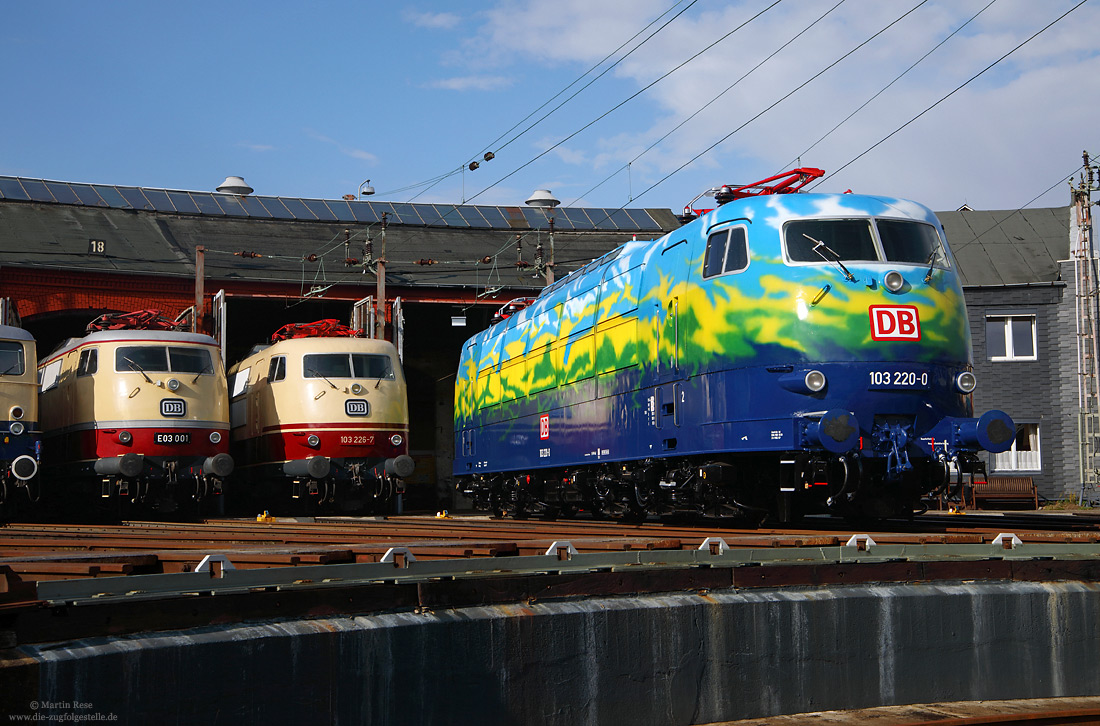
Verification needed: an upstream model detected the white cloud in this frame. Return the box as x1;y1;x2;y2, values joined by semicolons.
456;0;1100;211
306;130;378;165
403;10;462;30
429;75;513;91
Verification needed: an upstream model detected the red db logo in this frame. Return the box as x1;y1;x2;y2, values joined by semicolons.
869;305;921;341
539;414;550;440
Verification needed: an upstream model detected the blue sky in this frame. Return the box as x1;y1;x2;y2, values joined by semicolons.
2;0;1097;213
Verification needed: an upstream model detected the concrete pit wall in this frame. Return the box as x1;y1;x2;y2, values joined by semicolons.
6;580;1100;724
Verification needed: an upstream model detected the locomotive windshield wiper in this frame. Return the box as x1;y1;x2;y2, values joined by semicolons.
307;368;339;390
923;249;940;284
803;234;856;282
191;363;210;384
123;357;153;383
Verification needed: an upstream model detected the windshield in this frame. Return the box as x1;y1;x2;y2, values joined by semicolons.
878;220;948;265
784;218;948;266
116;345;212;374
0;342;24;376
785;219;877;262
303;353;394;379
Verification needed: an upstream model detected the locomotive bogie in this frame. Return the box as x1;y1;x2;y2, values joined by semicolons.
453;191;1014;522
229;335;413;513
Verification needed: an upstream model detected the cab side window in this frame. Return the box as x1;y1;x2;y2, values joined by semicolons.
77;348;98;377
267;356;286;382
703;227;749;278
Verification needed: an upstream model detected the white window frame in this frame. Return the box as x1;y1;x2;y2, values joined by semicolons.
987;314;1037;362
992;422;1041;472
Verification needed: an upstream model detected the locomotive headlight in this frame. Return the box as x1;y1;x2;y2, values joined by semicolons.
805;370;826;393
307;434;321;447
884;270;905;292
167;378;181;391
390;434;404;446
351;383;364;395
956;371;977;394
9;406;23;420
209;431;222;444
118;430;133;444
9;421;24;436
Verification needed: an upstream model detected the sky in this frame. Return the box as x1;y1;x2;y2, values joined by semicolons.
2;0;1098;215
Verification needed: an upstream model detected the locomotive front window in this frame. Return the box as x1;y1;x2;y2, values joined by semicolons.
117;346;167;372
784;219;877;263
168;347;212;374
304;353;395;380
877;220;948;266
115;346;212;374
0;342;24;376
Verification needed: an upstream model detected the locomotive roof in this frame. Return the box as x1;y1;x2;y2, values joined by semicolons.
0;325;34;342
43;329;220;361
229;334;399;372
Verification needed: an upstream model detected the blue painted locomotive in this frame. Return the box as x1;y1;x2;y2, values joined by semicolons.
453;172;1014;521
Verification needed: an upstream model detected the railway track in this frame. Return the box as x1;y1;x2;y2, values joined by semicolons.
4;509;1100;647
3;509;1099;586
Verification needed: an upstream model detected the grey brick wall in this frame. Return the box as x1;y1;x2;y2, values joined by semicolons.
965;282;1071;502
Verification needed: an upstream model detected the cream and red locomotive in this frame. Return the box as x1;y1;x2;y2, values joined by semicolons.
228;320;413;513
37;311;233;515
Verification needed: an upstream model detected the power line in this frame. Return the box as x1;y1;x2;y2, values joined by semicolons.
568;0;848;207
462;0;787;207
813;0;1091;189
608;0;931;211
389;0;697;203
950;165;1084;254
781;0;998;171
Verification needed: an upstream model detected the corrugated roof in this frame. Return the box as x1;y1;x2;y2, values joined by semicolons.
936;206;1071;286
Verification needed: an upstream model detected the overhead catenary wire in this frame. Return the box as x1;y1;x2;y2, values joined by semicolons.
559;0;931;240
780;0;998;171
567;0;848;208
460;0;786;207
388;0;698;203
812;0;1091;190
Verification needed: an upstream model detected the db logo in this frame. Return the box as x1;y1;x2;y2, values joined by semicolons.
345;399;369;416
869;305;921;341
539;414;550;440
160;398;186;417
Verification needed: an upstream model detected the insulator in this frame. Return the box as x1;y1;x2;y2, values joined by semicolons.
344;258;359;266
235;251;262;258
304;254;318;262
481;256;492;264
468;161;479;171
516;260;531;268
415;259;437;266
483;151;495;161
